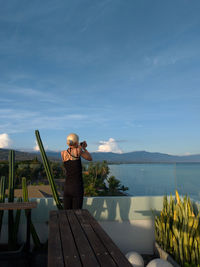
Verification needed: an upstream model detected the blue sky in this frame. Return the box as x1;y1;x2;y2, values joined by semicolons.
0;0;200;155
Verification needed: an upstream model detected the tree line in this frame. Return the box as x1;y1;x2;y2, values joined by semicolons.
0;157;129;196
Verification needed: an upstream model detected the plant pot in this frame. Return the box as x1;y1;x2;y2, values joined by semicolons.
154;242;181;267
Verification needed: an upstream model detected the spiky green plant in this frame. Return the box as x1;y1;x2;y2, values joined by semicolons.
0;176;6;235
8;150;15;249
155;190;200;267
1;151;41;251
8;150;15;202
22;177;41;248
35;130;63;209
7;150;22;249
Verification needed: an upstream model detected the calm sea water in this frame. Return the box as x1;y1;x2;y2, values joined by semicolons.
109;163;200;201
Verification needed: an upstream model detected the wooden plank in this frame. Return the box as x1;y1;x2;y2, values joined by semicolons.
75;209;117;267
67;210;100;267
81;209;132;267
48;211;64;267
0;202;37;210
58;210;82;267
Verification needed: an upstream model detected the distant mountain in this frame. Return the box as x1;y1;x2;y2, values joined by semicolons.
1;148;200;163
0;149;63;162
0;148;38;161
89;151;200;163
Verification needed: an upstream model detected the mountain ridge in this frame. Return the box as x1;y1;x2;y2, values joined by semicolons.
1;148;200;163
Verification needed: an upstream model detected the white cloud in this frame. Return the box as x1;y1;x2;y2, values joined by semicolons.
97;138;123;153
0;133;12;148
33;140;48;151
33;141;40;151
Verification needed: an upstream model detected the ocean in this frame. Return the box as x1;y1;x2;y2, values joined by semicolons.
109;163;200;202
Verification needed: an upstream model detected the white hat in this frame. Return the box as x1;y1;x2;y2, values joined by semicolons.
67;133;79;146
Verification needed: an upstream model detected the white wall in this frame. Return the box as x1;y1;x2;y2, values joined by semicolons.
0;196;164;254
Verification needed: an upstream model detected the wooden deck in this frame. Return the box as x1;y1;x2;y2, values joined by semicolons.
48;209;132;267
0;202;37;210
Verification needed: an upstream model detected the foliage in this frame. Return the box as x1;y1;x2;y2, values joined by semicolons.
155;190;200;267
107;176;129;195
0;164;8;178
1;153;128;197
1;160;63;188
83;161;129;196
51;162;63;179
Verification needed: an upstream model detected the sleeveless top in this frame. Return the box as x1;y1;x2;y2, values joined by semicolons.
63;148;83;196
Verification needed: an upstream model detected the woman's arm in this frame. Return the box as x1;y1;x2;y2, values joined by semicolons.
79;141;92;161
81;149;92;161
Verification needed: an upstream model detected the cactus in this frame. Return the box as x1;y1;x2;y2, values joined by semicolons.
0;176;6;235
6;150;22;249
8;150;15;249
155;191;200;266
22;177;41;248
35;130;63;209
8;150;15;202
22;177;28;201
0;176;6;202
1;151;42;251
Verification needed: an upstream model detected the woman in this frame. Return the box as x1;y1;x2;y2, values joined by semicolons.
61;133;92;209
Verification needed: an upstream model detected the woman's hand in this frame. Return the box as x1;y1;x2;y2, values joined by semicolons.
79;140;92;161
80;141;87;150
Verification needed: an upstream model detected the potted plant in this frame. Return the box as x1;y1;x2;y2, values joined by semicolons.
154;191;200;267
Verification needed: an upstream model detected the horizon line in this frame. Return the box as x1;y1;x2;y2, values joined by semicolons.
0;147;200;157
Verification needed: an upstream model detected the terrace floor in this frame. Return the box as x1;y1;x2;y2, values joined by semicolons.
0;249;48;267
0;249;157;267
